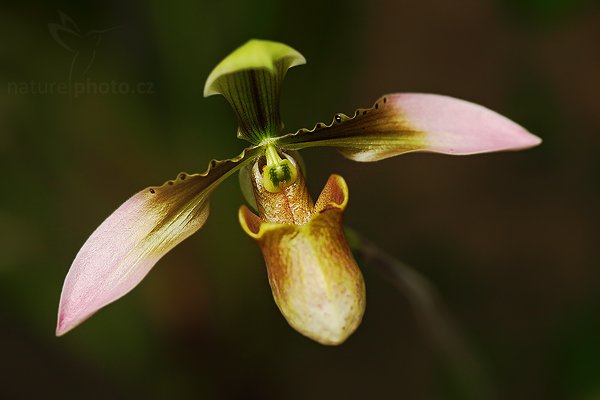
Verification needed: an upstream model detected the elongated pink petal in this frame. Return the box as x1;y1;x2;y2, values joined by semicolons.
276;93;541;161
385;93;541;156
56;184;205;336
57;148;260;336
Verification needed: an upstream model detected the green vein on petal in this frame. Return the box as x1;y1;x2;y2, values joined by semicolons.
204;39;306;144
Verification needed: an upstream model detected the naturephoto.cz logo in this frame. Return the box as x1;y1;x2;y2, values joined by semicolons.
8;79;155;97
7;11;155;97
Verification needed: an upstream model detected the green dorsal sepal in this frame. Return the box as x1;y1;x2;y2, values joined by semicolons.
204;39;306;144
262;145;298;193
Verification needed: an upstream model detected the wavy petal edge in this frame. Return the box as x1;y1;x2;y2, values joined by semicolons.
275;93;542;161
56;146;261;336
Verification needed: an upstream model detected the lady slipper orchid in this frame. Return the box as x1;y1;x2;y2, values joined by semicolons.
56;39;541;345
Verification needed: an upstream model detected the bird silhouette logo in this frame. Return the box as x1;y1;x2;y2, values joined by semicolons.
48;11;118;85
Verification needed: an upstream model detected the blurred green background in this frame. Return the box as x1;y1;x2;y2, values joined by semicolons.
1;0;599;399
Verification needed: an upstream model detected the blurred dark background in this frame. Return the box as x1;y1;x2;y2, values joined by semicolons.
1;0;599;399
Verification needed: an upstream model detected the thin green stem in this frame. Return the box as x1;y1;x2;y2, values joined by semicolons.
345;227;497;400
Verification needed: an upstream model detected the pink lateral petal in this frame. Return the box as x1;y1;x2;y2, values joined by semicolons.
391;93;541;155
277;93;541;161
56;146;259;336
56;182;209;336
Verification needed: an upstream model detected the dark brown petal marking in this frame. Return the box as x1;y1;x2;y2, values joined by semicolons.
147;146;261;235
274;94;425;161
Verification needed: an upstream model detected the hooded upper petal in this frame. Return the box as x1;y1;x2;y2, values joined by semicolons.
275;93;542;161
204;39;306;144
56;147;260;336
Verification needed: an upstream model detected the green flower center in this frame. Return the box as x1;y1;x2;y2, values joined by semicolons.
262;145;298;192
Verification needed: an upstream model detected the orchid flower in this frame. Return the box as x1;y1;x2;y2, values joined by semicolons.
56;39;541;345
